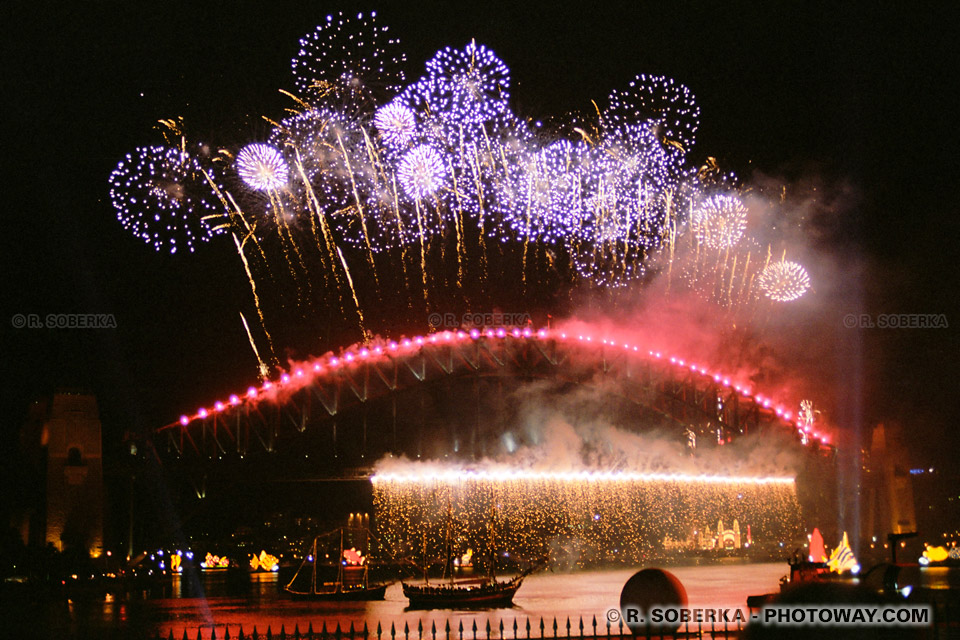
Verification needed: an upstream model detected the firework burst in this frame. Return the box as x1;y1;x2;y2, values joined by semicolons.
758;260;811;302
235;143;290;192
109;145;227;254
691;194;748;249
292;11;406;103
111;12;813;358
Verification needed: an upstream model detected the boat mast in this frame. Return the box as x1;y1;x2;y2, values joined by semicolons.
311;537;318;595
337;528;345;593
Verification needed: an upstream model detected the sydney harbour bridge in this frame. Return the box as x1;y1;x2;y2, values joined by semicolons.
154;326;831;478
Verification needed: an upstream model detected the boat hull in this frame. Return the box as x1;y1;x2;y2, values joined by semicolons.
402;580;521;609
286;583;388;601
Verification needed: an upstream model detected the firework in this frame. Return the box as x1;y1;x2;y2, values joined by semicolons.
405;41;511;129
758;260;811;302
112;13;813;355
373;471;802;568
373;101;417;148
108;145;226;253
605;74;700;153
235;143;290;192
292;11;406;102
398;145;447;200
691;194;748;249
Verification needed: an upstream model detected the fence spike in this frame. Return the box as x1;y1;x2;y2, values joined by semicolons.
252;625;259;640
266;625;272;640
363;622;370;639
308;623;314;640
349;622;356;638
377;622;382;640
404;620;409;640
390;622;396;640
293;624;300;640
198;627;204;640
212;627;218;640
225;627;232;640
431;620;437;640
279;624;286;640
183;629;190;640
335;621;342;640
418;619;423;640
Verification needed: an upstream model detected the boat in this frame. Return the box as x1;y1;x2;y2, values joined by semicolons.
402;567;536;608
401;510;542;608
285;528;391;600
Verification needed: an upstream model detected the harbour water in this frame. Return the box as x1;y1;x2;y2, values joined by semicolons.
2;562;787;639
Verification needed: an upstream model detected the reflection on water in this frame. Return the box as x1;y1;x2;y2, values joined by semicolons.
1;563;791;639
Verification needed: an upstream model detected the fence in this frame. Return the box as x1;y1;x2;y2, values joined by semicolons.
153;616;744;640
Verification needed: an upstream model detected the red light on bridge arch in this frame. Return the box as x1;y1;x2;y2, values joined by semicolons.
167;326;821;447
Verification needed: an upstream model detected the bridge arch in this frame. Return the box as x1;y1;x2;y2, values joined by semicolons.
158;327;830;469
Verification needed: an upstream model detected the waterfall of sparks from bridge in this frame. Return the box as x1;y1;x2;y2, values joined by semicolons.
372;473;803;568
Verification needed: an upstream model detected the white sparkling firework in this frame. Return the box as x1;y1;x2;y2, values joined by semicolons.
398;145;446;200
496;140;587;244
292;11;406;101
114;14;809;297
236;143;289;192
405;41;511;127
374;101;417;147
108;146;225;253
758;260;811;302
691;194;748;249
605;74;700;152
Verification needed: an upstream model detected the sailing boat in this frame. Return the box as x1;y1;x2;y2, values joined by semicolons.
401;507;541;608
285;527;390;600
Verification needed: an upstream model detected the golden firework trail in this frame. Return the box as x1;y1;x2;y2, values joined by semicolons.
231;232;276;363
240;311;271;380
413;198;429;306
336;245;368;339
335;131;380;293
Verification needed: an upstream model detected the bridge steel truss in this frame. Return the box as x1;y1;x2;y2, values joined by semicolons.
157;333;798;464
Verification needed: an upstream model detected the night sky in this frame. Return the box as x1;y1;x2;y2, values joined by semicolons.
3;1;958;474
